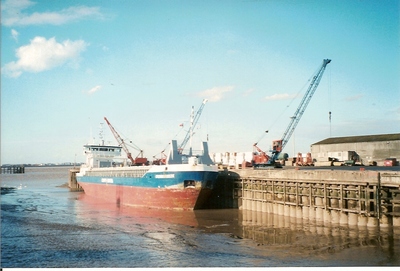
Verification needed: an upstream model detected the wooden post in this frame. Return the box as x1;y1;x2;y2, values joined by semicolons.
377;172;381;220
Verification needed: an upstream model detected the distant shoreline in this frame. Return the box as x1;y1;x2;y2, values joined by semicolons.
1;164;83;168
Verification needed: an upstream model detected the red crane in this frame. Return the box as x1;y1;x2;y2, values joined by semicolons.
104;117;148;166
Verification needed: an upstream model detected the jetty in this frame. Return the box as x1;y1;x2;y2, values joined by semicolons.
68;168;83;191
215;168;400;227
1;165;25;174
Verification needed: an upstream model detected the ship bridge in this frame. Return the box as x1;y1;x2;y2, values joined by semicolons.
83;144;123;168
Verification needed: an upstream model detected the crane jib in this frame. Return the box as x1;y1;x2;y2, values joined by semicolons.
255;59;331;167
178;99;208;152
104;117;148;166
280;59;331;150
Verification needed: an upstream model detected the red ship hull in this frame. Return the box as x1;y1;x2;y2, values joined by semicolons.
78;182;213;210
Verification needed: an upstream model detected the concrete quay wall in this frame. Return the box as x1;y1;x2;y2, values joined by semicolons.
230;168;384;184
221;168;400;228
68;169;83;191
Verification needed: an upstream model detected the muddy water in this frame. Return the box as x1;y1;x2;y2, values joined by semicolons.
1;167;399;267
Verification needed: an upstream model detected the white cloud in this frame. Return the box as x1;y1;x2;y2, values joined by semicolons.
1;0;102;26
1;0;34;13
197;86;234;102
344;94;364;102
11;29;19;42
242;88;254;97
2;36;88;77
88;85;102;95
264;93;297;101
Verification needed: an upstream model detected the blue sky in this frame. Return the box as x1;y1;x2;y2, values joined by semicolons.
1;0;399;165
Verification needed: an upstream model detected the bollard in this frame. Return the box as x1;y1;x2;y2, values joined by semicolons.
296;206;302;219
380;214;391;227
289;205;296;217
315;197;323;207
266;202;273;214
251;199;257;211
256;211;262;225
243;198;248;210
309;206;316;221
358;215;368;227
393;216;400;227
284;205;290;217
323;210;331;224
262;201;267;213
301;195;309;206
331;210;340;224
367;216;378;227
315;207;324;222
339;212;348;225
348;213;358;226
257;200;262;212
303;206;309;220
278;204;284;216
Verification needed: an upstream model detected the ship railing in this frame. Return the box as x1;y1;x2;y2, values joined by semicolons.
86;168;149;178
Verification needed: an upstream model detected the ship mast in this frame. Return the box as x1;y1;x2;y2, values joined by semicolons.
99;122;104;146
189;105;194;156
178;99;208;154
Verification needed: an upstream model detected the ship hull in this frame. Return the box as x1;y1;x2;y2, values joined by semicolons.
76;165;219;210
77;182;213;210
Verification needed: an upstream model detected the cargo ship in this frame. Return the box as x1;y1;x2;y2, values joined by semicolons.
76;136;219;210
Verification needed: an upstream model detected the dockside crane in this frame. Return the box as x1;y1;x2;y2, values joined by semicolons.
151;99;208;164
253;58;331;168
178;99;208;154
104;117;148;166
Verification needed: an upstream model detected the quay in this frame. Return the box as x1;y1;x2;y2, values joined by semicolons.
69;165;400;227
68;168;83;191
216;168;400;227
1;166;25;174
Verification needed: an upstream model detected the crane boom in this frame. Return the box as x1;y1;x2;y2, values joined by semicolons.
104;117;135;165
178;99;208;152
281;59;331;151
253;59;331;167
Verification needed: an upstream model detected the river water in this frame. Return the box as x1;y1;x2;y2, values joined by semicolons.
1;167;399;268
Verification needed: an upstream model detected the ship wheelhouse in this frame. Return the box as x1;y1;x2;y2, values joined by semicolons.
83;144;123;168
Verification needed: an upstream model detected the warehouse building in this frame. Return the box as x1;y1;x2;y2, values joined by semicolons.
310;133;400;166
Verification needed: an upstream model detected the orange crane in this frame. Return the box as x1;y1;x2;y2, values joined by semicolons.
253;59;331;168
104;117;148;166
152;151;167;165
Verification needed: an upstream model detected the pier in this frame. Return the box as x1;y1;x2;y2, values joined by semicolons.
216;168;400;227
68;168;83;191
1;166;25;174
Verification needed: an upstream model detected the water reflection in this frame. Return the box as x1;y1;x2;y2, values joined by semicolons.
240;209;400;264
74;193;400;265
4;167;399;267
76;193;199;227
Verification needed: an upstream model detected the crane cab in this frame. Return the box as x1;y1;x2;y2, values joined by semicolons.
272;140;283;153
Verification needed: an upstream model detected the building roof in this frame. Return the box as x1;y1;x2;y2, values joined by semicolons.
312;133;400;145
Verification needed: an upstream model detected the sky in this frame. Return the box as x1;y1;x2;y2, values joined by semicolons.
1;0;399;165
